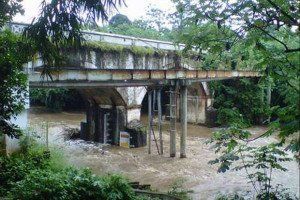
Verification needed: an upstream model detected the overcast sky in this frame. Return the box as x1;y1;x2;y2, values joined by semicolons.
14;0;176;23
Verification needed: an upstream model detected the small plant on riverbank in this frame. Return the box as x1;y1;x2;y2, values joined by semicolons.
167;178;193;200
0;135;140;200
207;126;298;199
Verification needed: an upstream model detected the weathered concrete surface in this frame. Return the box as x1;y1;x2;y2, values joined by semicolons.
65;49;181;70
29;69;260;88
178;82;212;124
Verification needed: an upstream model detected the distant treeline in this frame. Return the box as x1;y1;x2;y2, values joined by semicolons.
29;89;85;111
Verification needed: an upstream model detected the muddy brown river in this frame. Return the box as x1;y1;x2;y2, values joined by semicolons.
28;107;299;199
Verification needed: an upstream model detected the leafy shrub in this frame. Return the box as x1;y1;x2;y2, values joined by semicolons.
10;169;136;200
167;178;192;200
207;127;298;199
10;170;70;200
216;108;249;127
0;148;50;196
29;88;84;111
0;138;137;200
211;78;270;127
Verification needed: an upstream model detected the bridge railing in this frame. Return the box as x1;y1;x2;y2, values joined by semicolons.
8;22;185;51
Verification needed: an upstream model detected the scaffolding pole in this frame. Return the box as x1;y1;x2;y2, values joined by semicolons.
157;88;163;155
148;90;152;154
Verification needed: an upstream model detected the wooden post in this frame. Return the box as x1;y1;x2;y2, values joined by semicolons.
157;88;163;155
180;85;187;158
148;90;152;154
170;86;176;157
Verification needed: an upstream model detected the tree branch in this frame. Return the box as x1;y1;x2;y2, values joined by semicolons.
251;23;292;52
265;0;298;26
285;48;300;53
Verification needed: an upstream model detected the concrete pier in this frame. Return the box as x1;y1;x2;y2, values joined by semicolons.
86;101;95;141
169;86;176;157
180;85;187;158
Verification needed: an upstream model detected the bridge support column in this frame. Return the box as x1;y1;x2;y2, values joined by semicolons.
169;86;176;157
180;85;187;158
86;101;95;141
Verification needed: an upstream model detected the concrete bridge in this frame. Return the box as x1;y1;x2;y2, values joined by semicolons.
9;22;260;157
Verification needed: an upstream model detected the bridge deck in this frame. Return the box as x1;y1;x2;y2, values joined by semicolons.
29;69;260;88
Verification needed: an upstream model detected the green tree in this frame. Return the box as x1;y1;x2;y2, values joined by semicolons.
0;0;31;138
211;78;270;127
0;0;23;27
0;31;31;138
172;0;299;151
25;0;125;76
109;13;131;27
95;8;175;41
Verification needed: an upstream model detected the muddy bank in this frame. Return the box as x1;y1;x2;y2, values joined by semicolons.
28;107;299;199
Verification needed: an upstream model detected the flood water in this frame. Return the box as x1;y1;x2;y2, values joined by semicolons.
28;107;299;199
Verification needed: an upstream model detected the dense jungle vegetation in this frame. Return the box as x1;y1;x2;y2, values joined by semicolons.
0;0;299;199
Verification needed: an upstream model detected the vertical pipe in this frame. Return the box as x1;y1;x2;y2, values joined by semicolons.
153;90;156;112
195;97;199;124
148;90;152;154
170;87;176;157
103;113;107;144
86;102;93;141
115;107;119;145
180;85;187;158
157;89;163;155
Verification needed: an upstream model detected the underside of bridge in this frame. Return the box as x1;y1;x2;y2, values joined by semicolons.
27;68;259;158
73;82;211;153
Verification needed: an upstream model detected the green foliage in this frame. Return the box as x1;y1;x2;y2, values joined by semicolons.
85;41;125;53
0;0;23;28
211;78;270;127
109;14;131;27
207;127;298;199
173;0;300;150
167;178;192;200
0;136;138;200
24;0;124;72
84;41;165;57
94;10;175;41
10;170;136;200
30;88;84;111
0;30;32;138
0;145;51;196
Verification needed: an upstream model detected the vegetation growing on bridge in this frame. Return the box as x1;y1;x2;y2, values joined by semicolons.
84;41;159;57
